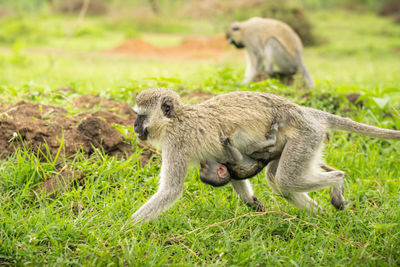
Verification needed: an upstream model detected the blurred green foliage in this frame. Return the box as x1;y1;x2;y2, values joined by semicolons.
0;0;394;13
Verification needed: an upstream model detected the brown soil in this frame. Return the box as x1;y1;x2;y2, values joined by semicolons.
0;94;157;197
107;35;231;60
0;95;138;160
32;170;86;198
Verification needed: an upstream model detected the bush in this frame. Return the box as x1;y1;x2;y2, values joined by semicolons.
53;0;108;15
379;0;400;24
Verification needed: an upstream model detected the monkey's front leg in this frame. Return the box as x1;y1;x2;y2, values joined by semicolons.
243;50;258;83
230;179;265;211
131;157;187;223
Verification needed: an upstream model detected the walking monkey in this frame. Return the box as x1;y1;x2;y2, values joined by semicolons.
132;88;400;222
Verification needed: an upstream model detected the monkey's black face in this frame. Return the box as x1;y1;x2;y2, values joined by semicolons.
134;114;149;141
226;24;245;49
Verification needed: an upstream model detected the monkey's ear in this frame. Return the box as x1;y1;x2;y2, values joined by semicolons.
161;97;174;118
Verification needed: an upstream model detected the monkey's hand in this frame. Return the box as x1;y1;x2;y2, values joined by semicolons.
265;122;279;140
248;196;265;212
219;136;232;146
131;187;183;223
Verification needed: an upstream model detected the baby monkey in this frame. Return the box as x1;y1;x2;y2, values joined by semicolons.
200;123;281;187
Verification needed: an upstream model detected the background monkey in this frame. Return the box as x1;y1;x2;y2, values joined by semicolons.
132;88;400;222
226;17;315;88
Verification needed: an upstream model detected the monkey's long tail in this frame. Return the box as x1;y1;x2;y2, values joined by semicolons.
307;108;400;140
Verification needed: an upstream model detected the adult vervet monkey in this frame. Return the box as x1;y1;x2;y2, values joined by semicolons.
132;88;400;222
226;17;315;87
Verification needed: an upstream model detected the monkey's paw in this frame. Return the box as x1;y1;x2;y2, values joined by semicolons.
249;196;265;212
219;136;231;146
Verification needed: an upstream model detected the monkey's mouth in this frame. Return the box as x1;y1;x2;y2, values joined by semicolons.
227;38;245;49
138;128;149;141
231;41;245;49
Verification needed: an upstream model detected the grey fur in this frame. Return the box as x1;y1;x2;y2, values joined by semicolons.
226;17;315;88
132;88;400;222
200;123;280;187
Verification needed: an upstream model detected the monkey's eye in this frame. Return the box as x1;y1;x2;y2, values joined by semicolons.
232;26;240;31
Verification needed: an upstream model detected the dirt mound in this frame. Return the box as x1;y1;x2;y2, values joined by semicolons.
0;95;139;161
112;39;159;55
180;35;229;50
108;35;230;60
0;94;161;197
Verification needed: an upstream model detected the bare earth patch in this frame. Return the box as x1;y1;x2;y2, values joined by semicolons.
0;95;156;196
107;35;232;60
0;95;137;160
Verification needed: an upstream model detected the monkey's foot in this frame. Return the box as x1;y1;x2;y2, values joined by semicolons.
330;176;348;210
330;191;348;210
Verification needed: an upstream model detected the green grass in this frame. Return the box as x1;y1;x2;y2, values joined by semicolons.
0;9;400;266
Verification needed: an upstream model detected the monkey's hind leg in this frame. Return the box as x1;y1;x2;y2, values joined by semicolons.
272;128;347;213
264;38;297;79
265;159;322;214
320;163;348;210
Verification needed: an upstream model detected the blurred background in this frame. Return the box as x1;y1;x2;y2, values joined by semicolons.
0;0;399;95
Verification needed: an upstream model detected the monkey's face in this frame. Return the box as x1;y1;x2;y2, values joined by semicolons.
199;160;231;187
134;88;181;143
133;114;149;141
226;22;245;49
133;104;167;142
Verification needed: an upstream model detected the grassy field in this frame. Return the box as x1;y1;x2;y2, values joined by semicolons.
0;8;400;266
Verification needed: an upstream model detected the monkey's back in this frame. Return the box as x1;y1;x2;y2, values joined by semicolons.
193;91;304;153
242;17;303;57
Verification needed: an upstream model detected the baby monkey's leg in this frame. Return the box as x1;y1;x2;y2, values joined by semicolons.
245;122;279;155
